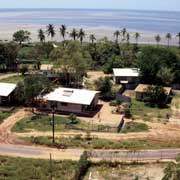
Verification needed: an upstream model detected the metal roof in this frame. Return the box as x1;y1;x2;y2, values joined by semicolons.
0;83;16;97
44;87;99;105
113;68;139;77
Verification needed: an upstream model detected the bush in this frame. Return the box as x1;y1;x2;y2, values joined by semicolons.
109;100;122;106
20;65;28;75
74;151;91;180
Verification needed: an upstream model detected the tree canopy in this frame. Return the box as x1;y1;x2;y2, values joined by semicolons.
137;46;180;86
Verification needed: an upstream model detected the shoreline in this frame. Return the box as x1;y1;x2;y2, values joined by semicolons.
0;23;179;46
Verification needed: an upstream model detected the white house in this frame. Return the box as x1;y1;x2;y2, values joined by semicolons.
113;68;139;89
0;83;17;105
41;87;99;115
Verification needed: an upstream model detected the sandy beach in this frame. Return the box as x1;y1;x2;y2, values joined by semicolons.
0;22;179;46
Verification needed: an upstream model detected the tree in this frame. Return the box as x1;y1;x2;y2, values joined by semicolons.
89;34;96;44
13;30;31;44
177;32;180;48
121;28;127;41
46;24;55;41
95;76;115;101
59;24;67;41
20;65;28;75
69;28;78;41
78;28;85;44
166;33;172;47
74;151;90;180
157;67;174;85
126;33;130;44
23;75;51;106
4;42;19;71
146;85;168;106
51;41;90;87
134;32;140;44
137;46;180;85
155;34;161;46
38;29;45;42
114;30;120;42
162;155;180;180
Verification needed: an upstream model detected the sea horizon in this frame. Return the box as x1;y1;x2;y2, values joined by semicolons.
0;8;179;45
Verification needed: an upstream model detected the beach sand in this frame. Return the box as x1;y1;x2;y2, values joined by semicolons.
0;23;179;46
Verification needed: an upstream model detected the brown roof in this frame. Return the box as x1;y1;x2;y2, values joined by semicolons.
135;84;171;95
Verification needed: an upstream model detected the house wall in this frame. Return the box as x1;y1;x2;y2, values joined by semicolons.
46;101;83;113
114;76;139;84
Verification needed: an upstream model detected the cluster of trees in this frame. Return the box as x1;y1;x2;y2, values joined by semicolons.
137;46;180;86
50;41;91;87
15;75;51;105
0;42;19;71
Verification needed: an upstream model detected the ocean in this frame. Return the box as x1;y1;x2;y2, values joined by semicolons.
0;8;179;43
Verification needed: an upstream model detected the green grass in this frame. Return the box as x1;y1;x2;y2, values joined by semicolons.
0;156;77;180
26;136;180;150
12;114;92;133
0;75;25;83
130;98;171;122
0;111;10;124
121;122;149;133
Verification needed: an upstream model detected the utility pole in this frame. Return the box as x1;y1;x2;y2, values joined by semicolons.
50;153;53;180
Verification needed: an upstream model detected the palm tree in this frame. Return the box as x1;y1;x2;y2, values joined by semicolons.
114;30;120;42
89;34;96;44
121;28;127;41
134;32;140;44
38;29;45;42
155;34;161;46
177;32;180;48
69;28;78;41
166;33;172;47
78;28;85;44
59;24;67;41
46;24;55;41
126;33;130;44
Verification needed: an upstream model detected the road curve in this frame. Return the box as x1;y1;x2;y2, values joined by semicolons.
0;143;179;162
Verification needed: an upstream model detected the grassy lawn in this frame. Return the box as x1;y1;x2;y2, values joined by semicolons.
0;156;77;180
0;111;10;124
121;122;149;133
130;98;171;122
26;136;180;150
12;114;94;133
0;75;25;83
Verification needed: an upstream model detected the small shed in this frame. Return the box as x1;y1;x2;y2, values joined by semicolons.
42;87;99;115
135;84;172;101
113;68;139;89
0;83;17;105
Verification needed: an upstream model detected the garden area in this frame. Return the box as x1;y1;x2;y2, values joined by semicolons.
12;114;105;133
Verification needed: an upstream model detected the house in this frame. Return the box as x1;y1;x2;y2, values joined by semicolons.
0;83;17;105
135;84;172;101
41;87;99;115
113;68;139;89
40;64;59;79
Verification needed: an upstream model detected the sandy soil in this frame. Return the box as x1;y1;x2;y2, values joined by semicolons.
0;108;31;143
84;163;165;180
